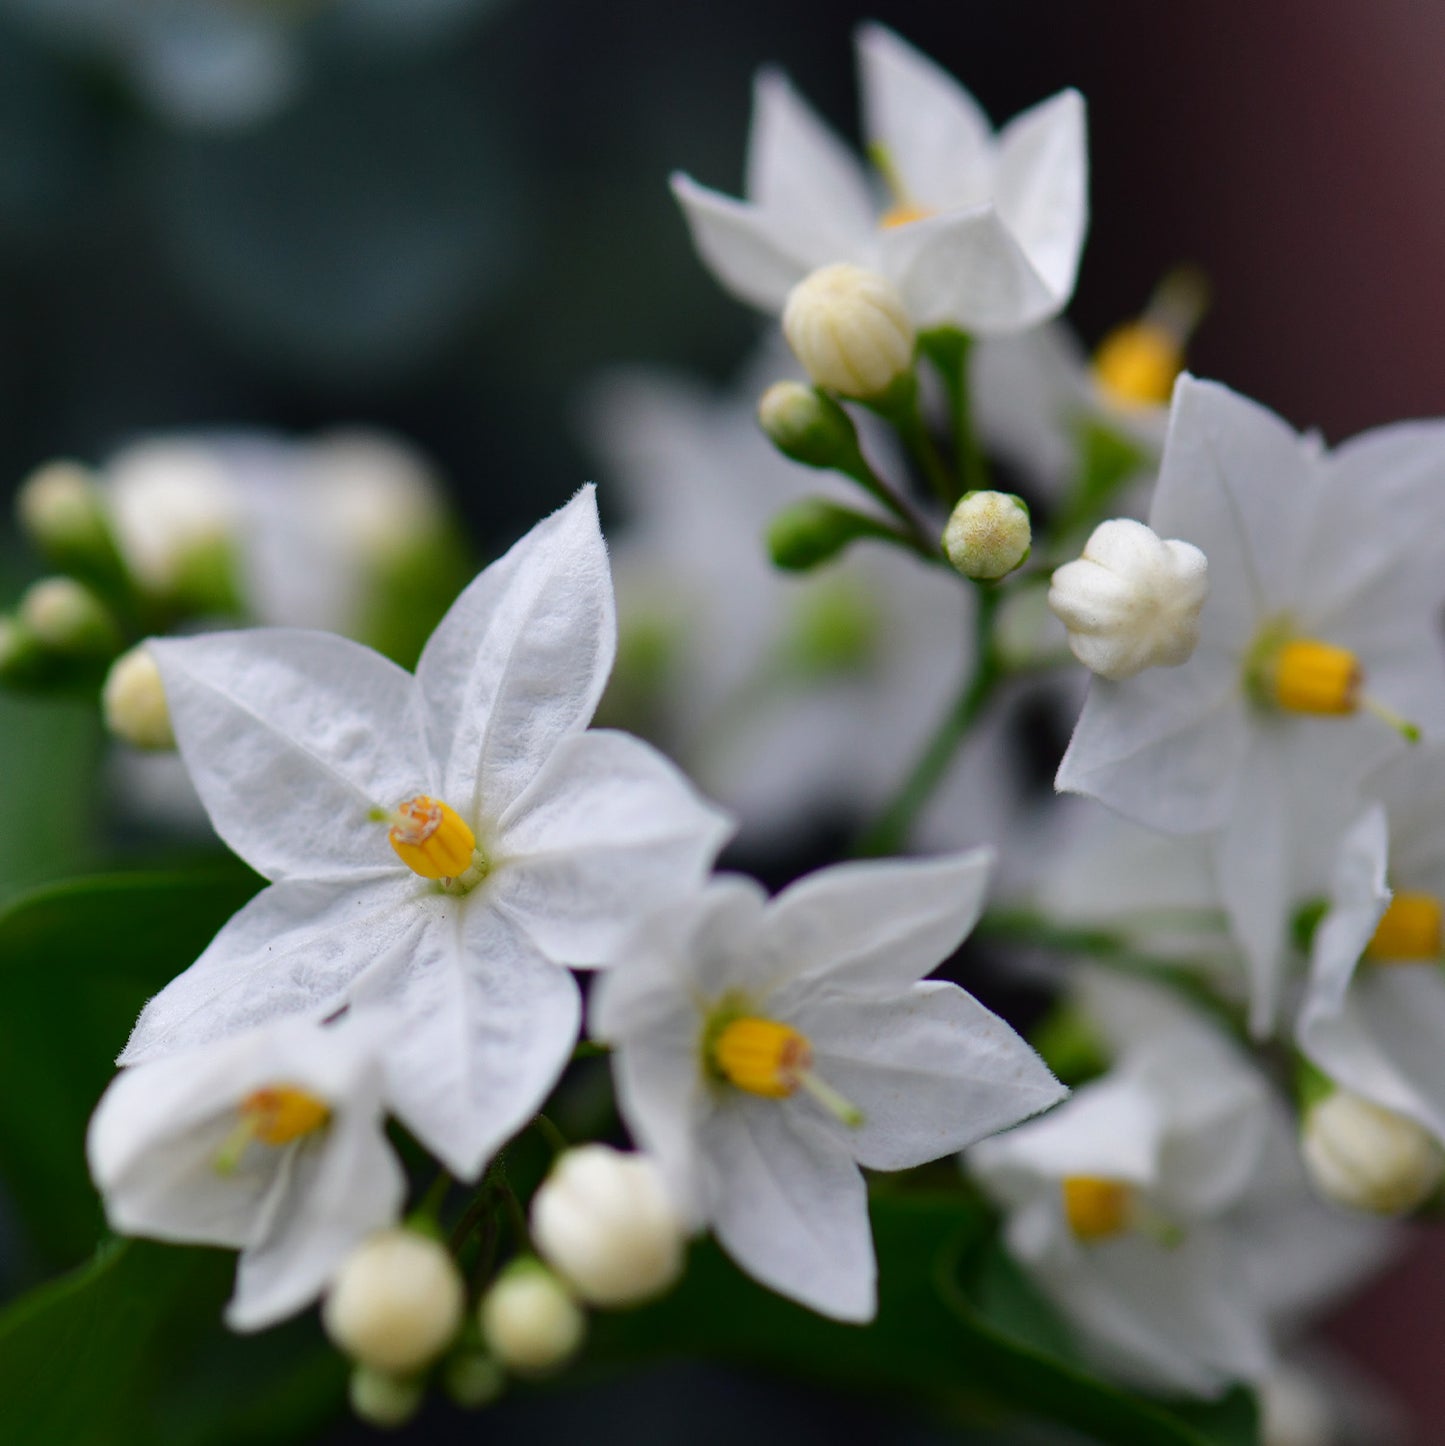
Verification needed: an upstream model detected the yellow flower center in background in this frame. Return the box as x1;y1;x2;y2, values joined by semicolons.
1091;321;1182;408
388;794;476;880
1061;1176;1133;1242
1367;892;1443;963
878;201;936;230
214;1084;331;1174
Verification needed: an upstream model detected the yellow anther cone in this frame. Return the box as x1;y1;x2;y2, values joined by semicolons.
1367;892;1443;962
1092;322;1182;407
1062;1176;1133;1241
1271;639;1360;716
711;1017;812;1098
389;795;476;880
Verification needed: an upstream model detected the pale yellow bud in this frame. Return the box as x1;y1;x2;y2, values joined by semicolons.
942;491;1032;581
479;1260;585;1376
103;645;174;750
782;264;914;400
20;577;120;655
1301;1091;1444;1216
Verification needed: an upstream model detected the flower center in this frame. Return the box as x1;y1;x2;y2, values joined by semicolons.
867;141;936;231
215;1084;330;1174
1061;1176;1133;1241
878;201;936;230
1367;892;1443;963
386;795;480;881
1092;322;1181;408
707;1014;863;1125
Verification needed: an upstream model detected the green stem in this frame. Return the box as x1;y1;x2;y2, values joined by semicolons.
920;329;990;499
532;1113;569;1159
834;443;941;558
857;585;1003;857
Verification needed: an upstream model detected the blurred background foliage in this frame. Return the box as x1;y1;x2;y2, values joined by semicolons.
2;0;1445;1440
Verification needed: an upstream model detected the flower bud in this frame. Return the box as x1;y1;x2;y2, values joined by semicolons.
1048;518;1208;681
348;1366;424;1430
757;382;863;471
323;1228;466;1375
1301;1090;1444;1216
443;1350;506;1409
19;578;121;655
766;498;884;573
16;460;120;576
478;1259;585;1376
0;617;43;685
782;264;914;400
531;1145;686;1308
102;645;174;750
942;491;1032;581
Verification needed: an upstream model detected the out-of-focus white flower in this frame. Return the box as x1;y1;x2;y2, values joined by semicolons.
781;264;915;399
1048;518;1208;681
323;1227;466;1373
1301;1090;1443;1217
103;644;175;750
87;1015;404;1331
673;25;1086;336
1057;377;1445;1035
942;490;1031;581
479;1260;586;1375
592;851;1065;1321
530;1145;686;1308
1300;750;1445;1171
117;488;733;1181
969;973;1393;1397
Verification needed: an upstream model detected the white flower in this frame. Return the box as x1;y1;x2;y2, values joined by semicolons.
672;25;1086;335
323;1227;467;1373
1298;746;1445;1153
591;850;1066;1322
118;487;733;1179
1056;376;1445;1034
88;1015;404;1331
969;973;1392;1397
530;1144;686;1308
1049;518;1208;681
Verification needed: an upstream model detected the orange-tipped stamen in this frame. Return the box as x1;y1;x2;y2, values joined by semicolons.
215;1084;331;1175
710;1016;863;1125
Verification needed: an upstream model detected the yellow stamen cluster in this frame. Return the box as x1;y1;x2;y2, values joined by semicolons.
1091;322;1182;408
878;201;936;230
215;1084;331;1174
1061;1176;1133;1242
711;1017;812;1098
1367;892;1443;963
388;795;476;880
1270;639;1360;716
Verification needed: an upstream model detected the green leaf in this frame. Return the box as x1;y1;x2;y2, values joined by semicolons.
0;869;260;1267
0;1238;344;1446
590;1195;1257;1446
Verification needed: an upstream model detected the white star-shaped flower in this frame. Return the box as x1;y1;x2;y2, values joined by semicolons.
672;24;1086;335
969;973;1392;1397
1300;745;1445;1145
119;487;734;1179
1056;376;1445;1034
89;1015;404;1331
590;850;1066;1322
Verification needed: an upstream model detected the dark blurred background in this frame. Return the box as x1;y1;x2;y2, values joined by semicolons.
3;0;1444;1439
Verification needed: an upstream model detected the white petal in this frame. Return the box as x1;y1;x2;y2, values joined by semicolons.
353;902;580;1179
992;89;1088;309
670;173;822;313
759;849;994;998
417;487;615;824
119;876;421;1064
1305;805;1390;1019
745;69;875;251
855;24;994;208
491;728;733;967
1054;666;1248;834
701;1097;874;1321
798;981;1065;1170
884;207;1061;334
151;630;428;883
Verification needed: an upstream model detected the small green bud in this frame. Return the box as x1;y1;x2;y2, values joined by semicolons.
15;461;124;584
19;578;122;656
348;1366;424;1430
757;382;862;471
443;1350;506;1409
788;577;877;677
942;490;1032;581
767;498;887;573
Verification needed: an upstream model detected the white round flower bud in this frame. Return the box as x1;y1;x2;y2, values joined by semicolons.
782;264;915;400
942;491;1032;581
19;577;120;655
105;439;239;595
1301;1091;1444;1216
1048;518;1208;681
531;1145;686;1308
103;645;175;750
16;461;107;553
348;1366;424;1429
479;1259;585;1376
323;1228;466;1376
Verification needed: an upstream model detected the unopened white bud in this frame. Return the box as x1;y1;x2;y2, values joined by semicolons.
16;461;108;555
782;264;915;400
105;440;239;596
102;645;174;749
531;1145;686;1308
943;491;1032;581
1301;1090;1444;1216
1259;1365;1335;1446
19;577;120;654
323;1228;466;1375
479;1259;585;1376
348;1366;424;1429
1048;518;1208;681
